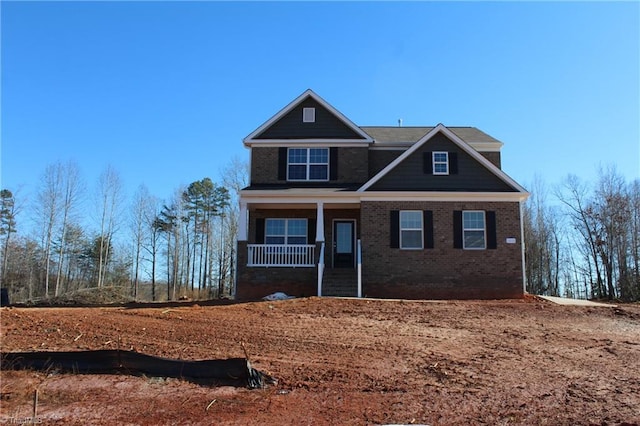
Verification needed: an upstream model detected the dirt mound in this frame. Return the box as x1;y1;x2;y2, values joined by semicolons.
1;297;639;425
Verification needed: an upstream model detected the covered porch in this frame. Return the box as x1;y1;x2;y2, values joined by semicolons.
236;194;363;299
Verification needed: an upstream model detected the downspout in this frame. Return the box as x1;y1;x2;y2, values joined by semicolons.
316;202;325;297
520;200;527;295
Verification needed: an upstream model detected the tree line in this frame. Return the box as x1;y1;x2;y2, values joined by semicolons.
0;158;248;303
1;160;637;303
524;166;640;301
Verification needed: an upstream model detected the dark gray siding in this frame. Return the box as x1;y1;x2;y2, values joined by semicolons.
255;97;366;140
368;150;403;178
368;132;516;192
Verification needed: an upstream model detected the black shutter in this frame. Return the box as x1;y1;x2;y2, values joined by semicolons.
453;211;463;249
486;211;497;249
423;152;433;174
424;210;434;249
449;152;458;175
329;147;338;180
390;210;400;248
256;218;265;243
278;148;287;181
307;218;316;243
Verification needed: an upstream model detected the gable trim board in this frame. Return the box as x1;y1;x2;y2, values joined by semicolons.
244;89;374;146
358;124;527;194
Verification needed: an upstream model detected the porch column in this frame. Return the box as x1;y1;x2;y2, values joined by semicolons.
238;202;248;241
315;202;325;242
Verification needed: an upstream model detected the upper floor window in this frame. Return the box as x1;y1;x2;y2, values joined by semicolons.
288;148;329;181
432;151;449;175
303;107;316;123
400;210;423;249
265;218;307;245
463;210;486;249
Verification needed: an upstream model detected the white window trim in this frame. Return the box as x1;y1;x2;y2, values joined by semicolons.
462;210;486;250
432;151;449;175
303;107;316;123
400;210;423;250
287;147;330;182
265;218;308;245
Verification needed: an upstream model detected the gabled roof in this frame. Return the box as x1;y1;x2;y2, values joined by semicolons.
358;124;527;193
244;89;374;146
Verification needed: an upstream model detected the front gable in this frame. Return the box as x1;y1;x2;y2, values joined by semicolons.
244;90;373;145
360;124;526;193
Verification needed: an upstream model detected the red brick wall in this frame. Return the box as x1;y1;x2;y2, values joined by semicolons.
360;201;523;299
250;147;368;185
235;241;320;300
236;202;524;300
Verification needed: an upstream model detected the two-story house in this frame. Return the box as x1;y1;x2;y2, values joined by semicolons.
236;90;529;300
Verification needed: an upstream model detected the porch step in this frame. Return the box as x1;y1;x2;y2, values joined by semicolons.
322;269;358;297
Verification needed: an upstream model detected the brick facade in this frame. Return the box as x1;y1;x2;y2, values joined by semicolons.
235;241;320;300
250;147;368;185
250;147;280;185
238;91;527;301
360;201;524;299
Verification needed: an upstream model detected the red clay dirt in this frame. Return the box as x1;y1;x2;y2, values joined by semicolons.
1;297;639;425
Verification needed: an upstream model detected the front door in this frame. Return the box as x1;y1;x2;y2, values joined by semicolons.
333;220;354;268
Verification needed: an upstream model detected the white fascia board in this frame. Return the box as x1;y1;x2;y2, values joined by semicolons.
244;139;371;148
243;89;374;146
240;189;529;204
359;124;527;193
360;191;530;203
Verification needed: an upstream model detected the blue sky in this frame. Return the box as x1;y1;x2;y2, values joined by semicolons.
2;2;639;223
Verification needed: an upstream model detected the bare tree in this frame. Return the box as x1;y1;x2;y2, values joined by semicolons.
95;166;124;288
557;174;605;299
523;176;562;296
219;156;249;296
54;161;84;296
34;162;65;297
130;185;154;300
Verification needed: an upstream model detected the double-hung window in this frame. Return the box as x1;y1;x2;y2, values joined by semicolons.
288;148;329;181
432;152;449;175
462;211;486;249
400;210;423;249
265;219;307;245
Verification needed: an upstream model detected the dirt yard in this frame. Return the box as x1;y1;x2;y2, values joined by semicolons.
1;297;639;425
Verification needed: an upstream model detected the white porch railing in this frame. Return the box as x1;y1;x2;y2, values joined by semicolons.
247;244;316;267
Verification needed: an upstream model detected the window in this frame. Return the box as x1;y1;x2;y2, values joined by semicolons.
303;107;316;123
432;151;449;175
463;211;485;249
288;148;329;181
400;211;423;249
265;219;307;244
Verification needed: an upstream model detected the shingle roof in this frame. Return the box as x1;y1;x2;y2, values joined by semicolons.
360;126;501;145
